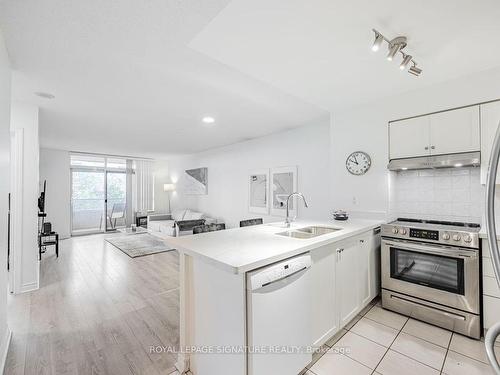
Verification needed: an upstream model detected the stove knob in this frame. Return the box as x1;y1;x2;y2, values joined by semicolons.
452;234;461;241
392;228;399;234
464;235;472;243
400;229;407;235
442;233;450;240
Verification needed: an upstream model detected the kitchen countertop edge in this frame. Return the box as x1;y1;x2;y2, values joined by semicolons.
165;219;383;274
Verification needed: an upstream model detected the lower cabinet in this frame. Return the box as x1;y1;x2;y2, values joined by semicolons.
482;239;500;331
310;230;380;348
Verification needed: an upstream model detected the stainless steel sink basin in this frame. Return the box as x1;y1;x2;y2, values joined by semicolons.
276;226;340;239
296;226;340;235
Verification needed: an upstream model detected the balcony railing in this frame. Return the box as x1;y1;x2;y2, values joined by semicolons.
71;198;126;232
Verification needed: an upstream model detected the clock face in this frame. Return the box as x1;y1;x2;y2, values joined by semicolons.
346;151;371;175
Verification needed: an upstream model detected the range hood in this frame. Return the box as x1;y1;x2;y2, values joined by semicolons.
387;151;480;171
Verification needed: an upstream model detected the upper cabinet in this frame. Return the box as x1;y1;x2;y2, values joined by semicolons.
429;106;480;155
480;101;500;184
389;116;430;159
389;106;480;160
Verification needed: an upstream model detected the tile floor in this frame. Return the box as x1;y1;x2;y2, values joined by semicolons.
304;300;499;375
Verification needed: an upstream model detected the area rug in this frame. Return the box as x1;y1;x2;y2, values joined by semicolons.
106;234;175;258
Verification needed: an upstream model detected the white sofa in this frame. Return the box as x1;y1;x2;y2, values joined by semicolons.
148;209;213;238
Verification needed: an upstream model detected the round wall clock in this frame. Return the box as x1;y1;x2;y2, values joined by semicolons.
346;151;371;175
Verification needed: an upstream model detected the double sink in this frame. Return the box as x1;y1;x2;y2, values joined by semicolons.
276;226;341;239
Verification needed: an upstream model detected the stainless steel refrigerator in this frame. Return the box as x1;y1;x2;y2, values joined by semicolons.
485;122;500;373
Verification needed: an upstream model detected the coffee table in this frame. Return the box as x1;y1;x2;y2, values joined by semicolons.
117;227;148;235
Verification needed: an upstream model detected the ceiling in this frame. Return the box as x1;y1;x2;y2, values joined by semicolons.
190;0;500;111
0;0;328;158
1;0;500;158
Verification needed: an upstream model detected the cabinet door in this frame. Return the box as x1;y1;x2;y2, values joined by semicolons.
336;238;361;327
429;106;480;155
358;235;373;306
389;116;430;159
310;244;337;347
480;101;500;184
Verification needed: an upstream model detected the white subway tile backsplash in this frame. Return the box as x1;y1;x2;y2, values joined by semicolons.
390;167;483;223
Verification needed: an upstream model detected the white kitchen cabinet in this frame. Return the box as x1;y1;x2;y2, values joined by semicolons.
310;230;381;348
482;239;500;330
359;233;380;306
336;237;362;327
389;116;430;159
310;243;338;348
480;101;500;184
389;105;480;160
429;106;480;155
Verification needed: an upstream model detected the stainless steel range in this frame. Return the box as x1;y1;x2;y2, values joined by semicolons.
381;218;481;339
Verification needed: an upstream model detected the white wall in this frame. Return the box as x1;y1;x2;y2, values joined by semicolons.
10;101;39;293
39;148;70;239
332;65;500;220
0;29;12;366
168;119;331;228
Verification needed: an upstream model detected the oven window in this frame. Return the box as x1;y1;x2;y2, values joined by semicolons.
390;248;465;295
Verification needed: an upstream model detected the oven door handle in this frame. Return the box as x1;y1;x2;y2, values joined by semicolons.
383;239;477;259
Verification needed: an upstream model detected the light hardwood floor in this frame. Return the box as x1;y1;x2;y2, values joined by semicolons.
4;234;180;375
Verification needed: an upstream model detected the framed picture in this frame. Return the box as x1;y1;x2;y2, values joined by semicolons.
184;167;208;195
248;169;269;214
270;166;297;217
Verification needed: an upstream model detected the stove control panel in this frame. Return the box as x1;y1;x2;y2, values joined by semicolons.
381;223;480;249
409;228;439;241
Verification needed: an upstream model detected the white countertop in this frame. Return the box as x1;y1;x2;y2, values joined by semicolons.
479;222;500;240
164;219;383;274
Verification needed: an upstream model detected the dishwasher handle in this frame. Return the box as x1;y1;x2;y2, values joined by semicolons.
248;254;311;291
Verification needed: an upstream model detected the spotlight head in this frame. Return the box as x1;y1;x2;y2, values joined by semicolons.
409;65;422;76
372;32;384;52
400;55;412;70
386;36;407;61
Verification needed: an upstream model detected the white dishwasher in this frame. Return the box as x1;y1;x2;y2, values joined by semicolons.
246;253;312;375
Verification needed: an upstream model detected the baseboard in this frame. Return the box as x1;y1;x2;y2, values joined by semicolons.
0;328;12;373
19;281;38;293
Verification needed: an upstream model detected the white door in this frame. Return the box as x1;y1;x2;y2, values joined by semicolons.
429;106;480;155
336;238;361;327
389;116;430;159
310;244;337;347
480;101;500;184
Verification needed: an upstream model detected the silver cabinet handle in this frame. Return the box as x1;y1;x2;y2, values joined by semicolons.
424;146;429;150
431;145;436;150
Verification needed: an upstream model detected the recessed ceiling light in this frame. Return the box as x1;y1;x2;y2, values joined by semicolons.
202;116;215;124
34;92;55;99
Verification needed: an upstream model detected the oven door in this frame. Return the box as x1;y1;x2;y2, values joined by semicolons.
381;238;479;314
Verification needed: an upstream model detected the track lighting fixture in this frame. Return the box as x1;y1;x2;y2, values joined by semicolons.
371;29;423;77
409;64;422;76
372;32;384;52
400;54;412;70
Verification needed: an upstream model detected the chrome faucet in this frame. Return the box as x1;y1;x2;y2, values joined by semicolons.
285;192;309;227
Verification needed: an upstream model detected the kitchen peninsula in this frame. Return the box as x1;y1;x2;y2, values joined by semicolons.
165;219;382;375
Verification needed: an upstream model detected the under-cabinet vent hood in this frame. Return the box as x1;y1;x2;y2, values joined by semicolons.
387;152;480;171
